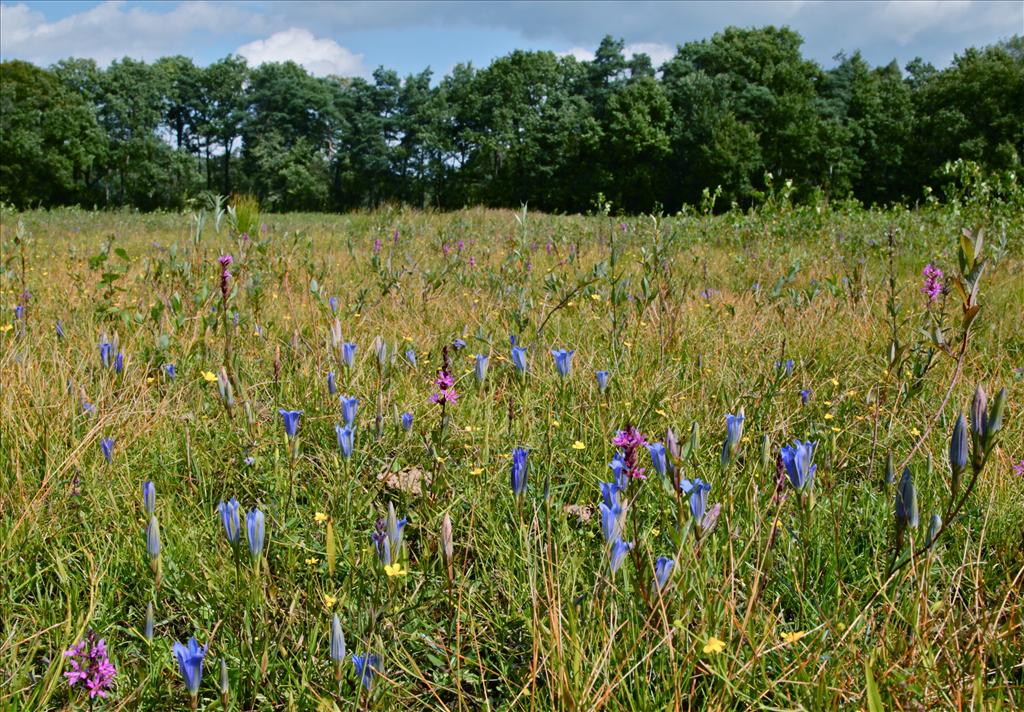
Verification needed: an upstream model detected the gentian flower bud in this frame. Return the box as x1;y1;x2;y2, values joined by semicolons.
100;437;115;464
647;443;668;478
218;498;240;546
780;440;817;492
609;539;633;575
595;370;609;393
400;412;413;433
551;348;575;377
342;342;357;369
326;371;337;396
895;467;919;530
340;396;358;426
246;508;265;561
949;412;968;496
278;409;302;438
653;556;675;590
335;424;354;458
511;346;528;373
510;447;528;498
884;450;895;485
721;411;744;467
145;601;155;642
142;481;156;516
330;614;346;666
475;354;489;384
351;653;382;690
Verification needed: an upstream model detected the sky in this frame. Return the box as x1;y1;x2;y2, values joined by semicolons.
1;0;1021;79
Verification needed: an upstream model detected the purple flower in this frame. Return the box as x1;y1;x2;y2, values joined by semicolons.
100;437;115;464
374;238;382;253
64;631;117;699
278;409;303;438
800;388;812;405
1013;459;1024;477
351;653;382;690
219;255;233;302
612;425;647;480
921;263;944;304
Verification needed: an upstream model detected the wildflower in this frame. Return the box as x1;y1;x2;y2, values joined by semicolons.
115;352;124;375
884;450;896;485
949;412;968;496
100;437;115;464
440;513;454;568
145;602;154;642
278;409;303;438
613;425;647;480
218;498;240;546
608;451;629;488
201;371;217;382
572;440;586;450
405;348;417;367
172;638;205;700
551;348;575;377
775;359;794;377
926;513;943;548
430;365;459;405
400;412;413;433
142;481;156;516
647;442;668;477
340;395;358;426
315;512;328;524
702;637;725;654
371;519;392;565
680;478;711;521
327;371;337;395
246;508;265;560
328;296;339;314
511;345;528;373
653;556;675;590
780;631;806;645
56;320;65;339
64;631;117;699
475;354;489;384
351;653;382;690
452;338;467;350
335;424;354;458
384;562;406;577
330;615;346;680
599;499;624;543
100;339;113;369
375;339;388;367
701;503;722;535
596;370;609;393
800;388;812;405
218;254;233;302
386;502;407;558
1014;459;1024;477
163;363;175;380
721;411;744;467
342;342;357;368
609;539;633;575
510;447;529;498
895;467;919;530
780;440;817;492
921;263;943;304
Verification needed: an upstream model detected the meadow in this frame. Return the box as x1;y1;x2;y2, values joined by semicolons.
1;196;1022;710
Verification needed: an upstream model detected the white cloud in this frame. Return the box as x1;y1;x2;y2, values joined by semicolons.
236;28;368;77
557;42;677;68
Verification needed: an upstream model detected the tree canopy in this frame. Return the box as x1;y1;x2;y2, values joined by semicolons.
1;29;1021;213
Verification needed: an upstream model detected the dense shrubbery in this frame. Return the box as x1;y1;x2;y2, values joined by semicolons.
1;29;1021;213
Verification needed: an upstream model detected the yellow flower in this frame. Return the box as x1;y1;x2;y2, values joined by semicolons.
831;426;841;433
146;376;155;383
323;594;337;609
781;631;806;644
910;427;921;437
552;420;560;428
623;340;633;348
403;335;412;341
353;312;361;318
824;413;833;420
435;455;447;464
591;293;601;301
470;467;484;475
314;512;328;524
703;637;726;654
201;371;217;382
384;563;407;577
464;425;475;433
831;378;840;386
846;389;857;397
571;441;586;450
0;324;12;333
305;557;319;566
655;409;668;417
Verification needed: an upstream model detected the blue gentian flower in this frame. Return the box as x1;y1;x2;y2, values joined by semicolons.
452;338;467;350
100;340;113;368
55;320;65;339
246;508;265;560
551;348;575;377
327;371;337;395
653;556;675;590
780;440;817;492
720;412;744;467
173;638;205;697
475;354;489;384
600;502;623;543
339;396;358;426
599;481;621;510
335;424;354;459
330;614;346;663
949;412;967;479
342;342;357;368
371;524;391;565
609;539;633;575
510;334;518;348
146;515;161;559
511;346;528;373
647;443;668;477
680;478;711;521
351;653;382;690
800;388;812;405
510;447;528;498
775;359;794;376
609;452;628;489
329;296;339;314
596;370;609;393
895;467;919;529
386;502;407;558
278;409;303;438
100;437;114;463
400;412;413;432
218;497;240;545
405;348;417;367
164;363;176;380
115;352;124;374
142;481;156;516
14;304;24;320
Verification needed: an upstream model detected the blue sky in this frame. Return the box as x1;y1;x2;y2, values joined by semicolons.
2;1;1021;79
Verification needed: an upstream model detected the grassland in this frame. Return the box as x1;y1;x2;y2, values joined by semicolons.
1;200;1022;710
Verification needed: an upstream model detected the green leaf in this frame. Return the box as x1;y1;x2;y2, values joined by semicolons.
865;659;884;712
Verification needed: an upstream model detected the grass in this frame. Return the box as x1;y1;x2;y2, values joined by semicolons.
1;200;1022;710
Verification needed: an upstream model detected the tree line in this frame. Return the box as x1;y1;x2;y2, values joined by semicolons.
1;27;1021;214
